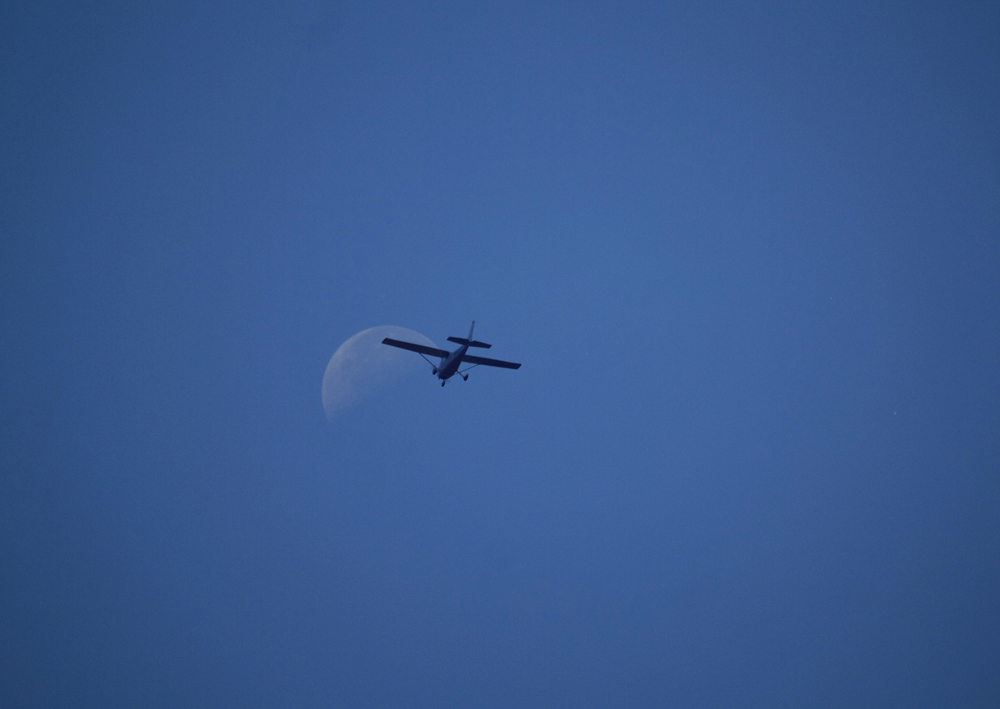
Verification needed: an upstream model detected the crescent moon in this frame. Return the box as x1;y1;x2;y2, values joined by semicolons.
322;325;437;421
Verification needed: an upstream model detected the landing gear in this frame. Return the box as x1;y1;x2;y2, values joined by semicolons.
460;373;468;381
441;380;446;387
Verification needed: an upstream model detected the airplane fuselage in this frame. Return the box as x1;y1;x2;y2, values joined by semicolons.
435;344;468;381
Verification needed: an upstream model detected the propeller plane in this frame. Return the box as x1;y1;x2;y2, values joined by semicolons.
382;321;521;386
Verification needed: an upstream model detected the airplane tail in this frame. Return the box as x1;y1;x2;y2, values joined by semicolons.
447;320;492;348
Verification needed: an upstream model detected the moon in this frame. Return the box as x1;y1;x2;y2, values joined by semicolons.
322;325;437;420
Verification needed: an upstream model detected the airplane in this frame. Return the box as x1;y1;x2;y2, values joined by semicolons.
382;321;521;386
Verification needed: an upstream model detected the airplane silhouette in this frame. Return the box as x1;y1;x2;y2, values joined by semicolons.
382;321;521;386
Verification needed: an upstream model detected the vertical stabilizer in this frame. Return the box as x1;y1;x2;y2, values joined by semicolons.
446;320;492;348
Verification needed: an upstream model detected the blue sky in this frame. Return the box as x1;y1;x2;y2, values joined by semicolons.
2;1;999;706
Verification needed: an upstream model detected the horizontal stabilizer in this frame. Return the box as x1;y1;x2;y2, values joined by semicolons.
462;353;521;369
447;337;492;349
382;338;449;359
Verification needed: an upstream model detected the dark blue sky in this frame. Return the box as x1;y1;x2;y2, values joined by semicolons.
3;1;999;706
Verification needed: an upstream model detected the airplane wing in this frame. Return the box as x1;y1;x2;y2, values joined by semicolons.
382;338;450;359
461;353;522;369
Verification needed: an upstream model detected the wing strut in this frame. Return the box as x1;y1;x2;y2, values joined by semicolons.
417;352;438;370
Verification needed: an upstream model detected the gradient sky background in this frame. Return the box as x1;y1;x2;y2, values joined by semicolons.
2;1;999;707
